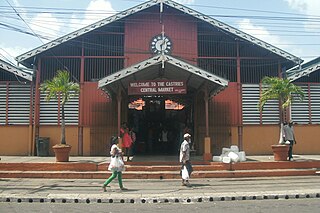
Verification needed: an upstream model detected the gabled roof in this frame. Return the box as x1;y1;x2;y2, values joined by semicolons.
0;59;33;81
287;57;320;82
98;53;228;98
16;0;302;65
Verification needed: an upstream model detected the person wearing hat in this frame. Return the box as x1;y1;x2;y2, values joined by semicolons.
179;133;193;186
283;120;296;161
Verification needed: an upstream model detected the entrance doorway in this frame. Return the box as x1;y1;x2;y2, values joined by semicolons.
128;96;193;155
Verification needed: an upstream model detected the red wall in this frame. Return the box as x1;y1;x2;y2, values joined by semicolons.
213;82;240;125
82;82;110;126
124;7;198;66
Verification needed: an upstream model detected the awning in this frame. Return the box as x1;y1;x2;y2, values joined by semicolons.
98;54;228;99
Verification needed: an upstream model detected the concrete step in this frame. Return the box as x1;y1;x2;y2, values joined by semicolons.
1;160;319;179
1;161;320;172
98;164;231;171
0;168;317;179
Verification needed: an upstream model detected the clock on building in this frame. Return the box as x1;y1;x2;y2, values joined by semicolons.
150;34;172;54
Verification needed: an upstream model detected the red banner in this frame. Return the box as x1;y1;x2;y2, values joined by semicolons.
128;80;186;95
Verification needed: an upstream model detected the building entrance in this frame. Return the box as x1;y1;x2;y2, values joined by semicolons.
128;96;193;155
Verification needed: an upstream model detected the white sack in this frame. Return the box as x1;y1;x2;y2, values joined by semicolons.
222;156;231;164
228;151;240;162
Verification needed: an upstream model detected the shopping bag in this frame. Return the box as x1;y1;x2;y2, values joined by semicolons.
117;157;125;172
108;156;117;171
181;165;189;180
108;156;125;172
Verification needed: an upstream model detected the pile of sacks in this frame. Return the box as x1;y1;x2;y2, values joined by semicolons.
212;145;246;163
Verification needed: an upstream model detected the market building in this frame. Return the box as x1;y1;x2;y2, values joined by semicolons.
1;0;319;157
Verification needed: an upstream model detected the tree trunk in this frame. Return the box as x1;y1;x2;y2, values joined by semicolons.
278;98;284;144
61;104;66;144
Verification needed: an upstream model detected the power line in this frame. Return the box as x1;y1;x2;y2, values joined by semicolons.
4;0;79;82
1;1;319;63
1;0;320;18
1;8;320;23
0;49;16;65
4;0;45;44
2;13;320;37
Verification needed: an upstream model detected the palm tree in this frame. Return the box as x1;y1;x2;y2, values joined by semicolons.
258;76;304;143
40;70;79;145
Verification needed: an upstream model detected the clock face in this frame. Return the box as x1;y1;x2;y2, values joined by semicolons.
150;35;172;54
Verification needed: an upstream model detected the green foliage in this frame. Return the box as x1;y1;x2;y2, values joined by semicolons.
258;76;305;112
40;70;79;105
40;70;79;144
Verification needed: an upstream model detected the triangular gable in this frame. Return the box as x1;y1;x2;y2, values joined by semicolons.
16;0;301;65
98;53;228;98
16;0;159;63
287;57;320;82
0;59;33;81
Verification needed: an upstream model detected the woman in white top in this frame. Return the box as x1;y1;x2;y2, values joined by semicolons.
102;136;127;191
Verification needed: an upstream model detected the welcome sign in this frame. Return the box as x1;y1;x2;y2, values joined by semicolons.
128;80;187;95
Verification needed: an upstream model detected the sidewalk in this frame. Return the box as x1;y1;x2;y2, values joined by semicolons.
1;154;320;163
0;176;320;204
1;155;320;203
0;155;320;179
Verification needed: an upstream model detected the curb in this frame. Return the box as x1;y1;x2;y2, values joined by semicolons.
1;192;320;204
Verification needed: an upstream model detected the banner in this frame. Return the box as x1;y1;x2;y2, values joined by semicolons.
128;80;186;95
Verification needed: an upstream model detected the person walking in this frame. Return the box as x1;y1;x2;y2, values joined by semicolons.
120;122;133;161
179;133;193;187
283;120;297;161
160;127;169;154
102;136;127;192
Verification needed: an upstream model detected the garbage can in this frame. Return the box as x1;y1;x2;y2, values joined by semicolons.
36;137;49;157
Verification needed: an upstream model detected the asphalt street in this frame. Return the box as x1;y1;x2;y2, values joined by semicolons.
1;198;320;213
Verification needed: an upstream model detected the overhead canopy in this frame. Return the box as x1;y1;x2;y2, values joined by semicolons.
98;54;228;99
0;59;33;81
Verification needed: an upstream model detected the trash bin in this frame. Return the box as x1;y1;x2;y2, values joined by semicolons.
36;137;49;157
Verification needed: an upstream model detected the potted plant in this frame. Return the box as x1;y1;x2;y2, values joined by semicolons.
258;76;304;161
40;70;80;162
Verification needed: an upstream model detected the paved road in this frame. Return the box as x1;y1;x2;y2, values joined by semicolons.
1;176;319;203
1;199;320;213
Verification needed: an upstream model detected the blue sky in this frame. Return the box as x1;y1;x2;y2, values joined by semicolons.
1;0;319;65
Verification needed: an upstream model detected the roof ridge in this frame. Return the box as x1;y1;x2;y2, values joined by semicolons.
16;0;301;65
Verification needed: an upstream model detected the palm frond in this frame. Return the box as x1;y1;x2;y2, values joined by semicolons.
258;76;304;111
40;70;79;144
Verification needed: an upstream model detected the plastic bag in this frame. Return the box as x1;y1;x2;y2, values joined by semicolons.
181;165;189;180
108;156;125;172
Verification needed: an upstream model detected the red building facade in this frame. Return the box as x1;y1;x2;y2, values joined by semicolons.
1;0;320;157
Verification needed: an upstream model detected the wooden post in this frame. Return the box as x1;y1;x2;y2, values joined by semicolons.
117;87;122;148
32;59;41;156
203;86;212;161
78;44;85;156
236;41;243;151
28;79;35;156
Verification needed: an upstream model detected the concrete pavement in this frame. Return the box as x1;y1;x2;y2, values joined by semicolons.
1;154;320;179
1;176;319;204
1;154;320;163
1;154;319;203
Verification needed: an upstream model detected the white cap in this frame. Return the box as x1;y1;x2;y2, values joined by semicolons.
184;133;191;138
